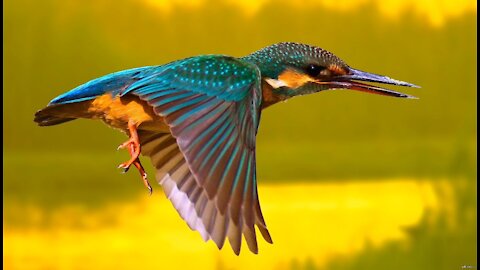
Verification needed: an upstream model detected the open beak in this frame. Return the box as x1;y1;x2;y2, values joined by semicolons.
327;68;420;98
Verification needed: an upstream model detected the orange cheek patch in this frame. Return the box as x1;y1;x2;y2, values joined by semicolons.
277;69;316;89
329;64;348;75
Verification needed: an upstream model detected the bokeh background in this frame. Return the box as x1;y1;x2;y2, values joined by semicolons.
3;0;477;269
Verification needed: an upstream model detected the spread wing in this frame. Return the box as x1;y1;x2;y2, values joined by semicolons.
127;56;272;254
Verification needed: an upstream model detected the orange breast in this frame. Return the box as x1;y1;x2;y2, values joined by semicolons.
88;93;168;132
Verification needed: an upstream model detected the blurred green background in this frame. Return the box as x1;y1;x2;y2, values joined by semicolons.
3;0;476;269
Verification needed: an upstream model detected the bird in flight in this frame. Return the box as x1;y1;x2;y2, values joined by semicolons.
34;42;418;255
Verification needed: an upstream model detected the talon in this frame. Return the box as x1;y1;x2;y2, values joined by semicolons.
142;173;153;195
134;161;152;195
117;139;133;151
117;163;130;172
146;182;153;195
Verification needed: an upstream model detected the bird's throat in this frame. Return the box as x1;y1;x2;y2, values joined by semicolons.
261;80;285;109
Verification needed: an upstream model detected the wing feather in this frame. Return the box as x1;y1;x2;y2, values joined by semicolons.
134;56;271;254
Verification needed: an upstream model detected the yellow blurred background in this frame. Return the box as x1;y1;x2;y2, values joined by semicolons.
3;0;476;269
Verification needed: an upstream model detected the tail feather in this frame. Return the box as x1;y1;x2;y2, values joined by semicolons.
34;101;91;126
34;113;75;126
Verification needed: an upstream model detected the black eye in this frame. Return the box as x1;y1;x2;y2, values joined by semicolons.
305;64;326;77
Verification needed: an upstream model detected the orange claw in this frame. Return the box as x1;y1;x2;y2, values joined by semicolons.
118;121;152;194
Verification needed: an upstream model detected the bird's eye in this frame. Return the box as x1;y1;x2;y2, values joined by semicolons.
305;64;326;77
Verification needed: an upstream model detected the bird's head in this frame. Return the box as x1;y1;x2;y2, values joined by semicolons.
242;42;419;106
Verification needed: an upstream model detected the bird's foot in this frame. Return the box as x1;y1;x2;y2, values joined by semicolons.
117;121;152;194
117;138;141;172
117;122;141;172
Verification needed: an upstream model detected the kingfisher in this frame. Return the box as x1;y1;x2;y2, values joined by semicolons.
34;42;418;255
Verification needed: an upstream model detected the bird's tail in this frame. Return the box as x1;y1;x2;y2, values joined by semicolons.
34;66;156;126
34;102;92;126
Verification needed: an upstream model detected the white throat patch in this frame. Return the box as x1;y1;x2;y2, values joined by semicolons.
265;78;289;89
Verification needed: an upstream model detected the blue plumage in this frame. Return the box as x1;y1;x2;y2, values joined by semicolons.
50;55;258;106
124;56;258;102
49;66;154;105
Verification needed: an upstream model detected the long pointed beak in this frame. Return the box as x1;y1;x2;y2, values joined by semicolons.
328;68;420;98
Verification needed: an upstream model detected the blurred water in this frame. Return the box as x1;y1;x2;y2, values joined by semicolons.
5;179;472;270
